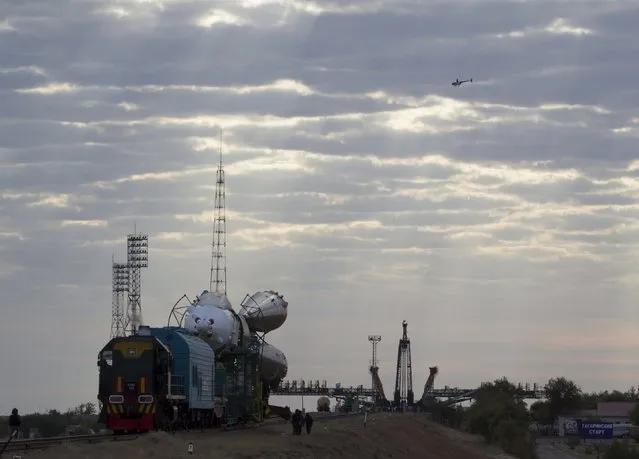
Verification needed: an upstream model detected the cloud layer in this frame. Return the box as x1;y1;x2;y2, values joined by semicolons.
2;0;639;412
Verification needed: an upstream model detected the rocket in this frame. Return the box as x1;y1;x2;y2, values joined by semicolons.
183;290;288;386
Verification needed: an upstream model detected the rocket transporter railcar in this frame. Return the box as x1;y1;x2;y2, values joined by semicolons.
97;326;264;434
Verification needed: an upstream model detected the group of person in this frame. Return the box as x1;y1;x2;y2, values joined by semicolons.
291;409;313;435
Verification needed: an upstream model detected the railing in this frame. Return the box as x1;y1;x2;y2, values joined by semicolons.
278;380;329;391
271;380;546;399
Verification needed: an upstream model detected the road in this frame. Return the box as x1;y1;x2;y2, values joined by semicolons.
536;441;582;459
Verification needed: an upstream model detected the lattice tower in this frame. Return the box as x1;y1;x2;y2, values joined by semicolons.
125;232;148;335
209;134;227;295
111;257;128;338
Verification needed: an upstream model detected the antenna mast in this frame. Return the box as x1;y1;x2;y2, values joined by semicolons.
210;129;227;295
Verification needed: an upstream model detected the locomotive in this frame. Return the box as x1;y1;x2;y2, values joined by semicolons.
97;325;265;434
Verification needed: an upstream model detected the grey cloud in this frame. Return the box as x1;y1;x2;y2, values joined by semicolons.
489;226;539;242
3;0;639;413
497;179;619;204
227;119;633;166
2;89;400;120
0;73;46;91
377;210;497;228
229;173;381;197
556;230;639;247
571;193;638;206
589;5;639;35
553;213;624;233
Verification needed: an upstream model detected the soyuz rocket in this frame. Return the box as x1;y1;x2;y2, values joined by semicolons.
182;290;288;386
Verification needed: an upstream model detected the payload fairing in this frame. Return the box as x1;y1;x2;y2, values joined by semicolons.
182;290;288;386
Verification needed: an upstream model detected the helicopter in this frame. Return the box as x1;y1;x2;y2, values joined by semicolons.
452;78;473;87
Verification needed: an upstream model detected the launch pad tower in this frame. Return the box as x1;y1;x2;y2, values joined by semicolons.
368;335;381;404
393;320;414;409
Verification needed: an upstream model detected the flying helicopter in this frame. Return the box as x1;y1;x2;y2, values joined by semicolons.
452;78;473;87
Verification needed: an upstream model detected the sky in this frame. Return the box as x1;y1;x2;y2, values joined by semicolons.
2;0;639;414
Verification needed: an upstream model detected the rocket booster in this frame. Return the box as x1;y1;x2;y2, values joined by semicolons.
239;290;288;333
183;290;288;384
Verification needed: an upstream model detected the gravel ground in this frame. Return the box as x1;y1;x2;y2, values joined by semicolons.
14;413;518;459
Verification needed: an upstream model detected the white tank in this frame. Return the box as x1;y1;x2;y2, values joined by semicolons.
239;290;288;333
317;397;330;412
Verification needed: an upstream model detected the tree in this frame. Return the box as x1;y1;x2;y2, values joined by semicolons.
466;378;536;459
529;400;553;425
629;405;639;426
544;377;582;420
69;403;96;416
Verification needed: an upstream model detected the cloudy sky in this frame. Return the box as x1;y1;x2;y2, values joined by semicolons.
2;0;639;414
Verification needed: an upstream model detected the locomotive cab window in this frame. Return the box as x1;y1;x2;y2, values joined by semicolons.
98;350;113;367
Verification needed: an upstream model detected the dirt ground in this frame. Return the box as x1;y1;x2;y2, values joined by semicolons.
18;413;517;459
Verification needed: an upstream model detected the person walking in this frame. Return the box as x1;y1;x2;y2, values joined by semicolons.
291;410;301;435
305;412;313;435
8;408;21;439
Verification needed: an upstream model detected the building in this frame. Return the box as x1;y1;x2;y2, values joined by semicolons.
597;402;638;424
554;403;638;436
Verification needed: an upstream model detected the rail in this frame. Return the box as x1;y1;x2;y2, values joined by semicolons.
1;432;139;454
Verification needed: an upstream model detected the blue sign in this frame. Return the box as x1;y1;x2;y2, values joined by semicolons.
578;421;613;439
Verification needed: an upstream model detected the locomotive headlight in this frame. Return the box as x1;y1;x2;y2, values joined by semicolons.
138;395;154;404
109;395;124;404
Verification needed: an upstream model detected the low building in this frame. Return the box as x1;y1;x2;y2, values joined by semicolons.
597;402;638;424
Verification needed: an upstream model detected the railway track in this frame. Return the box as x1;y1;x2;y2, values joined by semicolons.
2;411;361;454
1;432;139;454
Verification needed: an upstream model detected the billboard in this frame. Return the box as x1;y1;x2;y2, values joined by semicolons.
578;421;614;439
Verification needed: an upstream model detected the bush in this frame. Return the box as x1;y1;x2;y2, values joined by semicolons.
605;439;639;459
566;435;580;449
0;403;103;438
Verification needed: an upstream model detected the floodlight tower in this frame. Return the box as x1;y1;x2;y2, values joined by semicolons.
126;231;148;335
111;256;128;338
368;335;382;403
209;133;227;295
